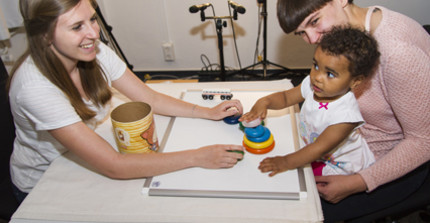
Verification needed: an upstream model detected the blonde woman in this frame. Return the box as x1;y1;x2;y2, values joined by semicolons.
8;0;244;203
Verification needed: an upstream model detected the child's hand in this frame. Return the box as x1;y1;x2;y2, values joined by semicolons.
258;155;291;177
239;100;269;122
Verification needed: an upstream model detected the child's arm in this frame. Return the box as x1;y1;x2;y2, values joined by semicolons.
259;122;359;177
240;84;304;122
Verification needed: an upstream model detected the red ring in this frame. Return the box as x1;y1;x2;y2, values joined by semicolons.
243;141;275;154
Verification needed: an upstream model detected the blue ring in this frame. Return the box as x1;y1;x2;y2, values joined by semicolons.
246;127;271;142
244;125;265;138
223;115;240;125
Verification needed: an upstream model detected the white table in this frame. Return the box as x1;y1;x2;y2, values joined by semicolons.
10;79;323;223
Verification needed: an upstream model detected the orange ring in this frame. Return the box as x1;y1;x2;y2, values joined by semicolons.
243;141;275;154
243;134;274;149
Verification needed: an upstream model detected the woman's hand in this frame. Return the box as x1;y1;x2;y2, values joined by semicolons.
207;99;243;120
194;144;244;169
315;174;367;203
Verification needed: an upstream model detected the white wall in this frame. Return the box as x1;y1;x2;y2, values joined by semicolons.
4;0;430;72
98;0;430;72
98;0;316;71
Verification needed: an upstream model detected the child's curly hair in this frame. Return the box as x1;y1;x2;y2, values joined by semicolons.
319;26;380;78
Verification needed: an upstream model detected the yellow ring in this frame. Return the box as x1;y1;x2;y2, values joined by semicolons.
243;134;274;149
243;141;275;154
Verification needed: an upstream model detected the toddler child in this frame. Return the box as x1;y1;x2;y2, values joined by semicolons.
240;26;380;176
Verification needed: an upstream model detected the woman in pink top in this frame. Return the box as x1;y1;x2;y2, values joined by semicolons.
277;0;430;221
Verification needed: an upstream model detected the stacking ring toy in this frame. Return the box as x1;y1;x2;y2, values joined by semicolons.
239;122;245;131
243;141;275;154
223;115;240;125
244;125;265;138
227;150;244;161
241;117;262;128
246;127;271;143
227;150;244;155
243;134;274;149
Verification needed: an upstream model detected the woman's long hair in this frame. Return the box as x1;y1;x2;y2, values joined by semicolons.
8;0;112;120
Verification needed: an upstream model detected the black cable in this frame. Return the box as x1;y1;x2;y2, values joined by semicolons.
227;2;242;70
210;5;216;17
200;54;221;72
200;54;210;71
253;4;263;68
95;6;133;71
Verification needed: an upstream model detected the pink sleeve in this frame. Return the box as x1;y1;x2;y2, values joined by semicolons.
359;42;430;191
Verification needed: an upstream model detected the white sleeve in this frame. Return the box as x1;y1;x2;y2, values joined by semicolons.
300;75;312;98
96;41;127;84
16;83;81;131
327;93;365;128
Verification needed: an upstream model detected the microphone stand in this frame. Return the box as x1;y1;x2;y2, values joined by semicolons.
239;0;291;79
201;14;235;81
190;3;245;81
216;18;227;81
95;6;134;71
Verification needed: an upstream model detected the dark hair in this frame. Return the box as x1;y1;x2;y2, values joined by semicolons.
277;0;354;34
319;26;380;77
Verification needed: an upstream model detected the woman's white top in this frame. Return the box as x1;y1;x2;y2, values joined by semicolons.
9;42;126;192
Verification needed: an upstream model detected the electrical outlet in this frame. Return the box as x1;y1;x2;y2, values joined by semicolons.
162;42;175;61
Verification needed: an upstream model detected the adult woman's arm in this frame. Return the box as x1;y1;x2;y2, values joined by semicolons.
358;45;430;191
49;122;244;179
112;68;243;120
315;174;367;203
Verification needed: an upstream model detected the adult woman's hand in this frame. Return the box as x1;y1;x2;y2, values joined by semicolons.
194;144;244;169
206;99;243;120
315;174;367;203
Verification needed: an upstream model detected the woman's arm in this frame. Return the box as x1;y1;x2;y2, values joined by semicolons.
259;122;358;176
49;122;244;179
315;174;367;203
112;68;243;120
359;45;430;191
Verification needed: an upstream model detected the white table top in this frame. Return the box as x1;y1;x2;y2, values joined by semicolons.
11;79;323;223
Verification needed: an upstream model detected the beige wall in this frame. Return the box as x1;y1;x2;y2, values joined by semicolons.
3;0;430;72
96;0;430;71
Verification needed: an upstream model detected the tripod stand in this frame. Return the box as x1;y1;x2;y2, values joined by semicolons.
95;6;134;71
191;4;239;81
240;0;291;78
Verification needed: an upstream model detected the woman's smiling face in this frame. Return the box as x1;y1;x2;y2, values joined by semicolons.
50;0;100;69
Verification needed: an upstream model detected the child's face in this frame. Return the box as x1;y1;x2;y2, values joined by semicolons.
310;46;361;101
